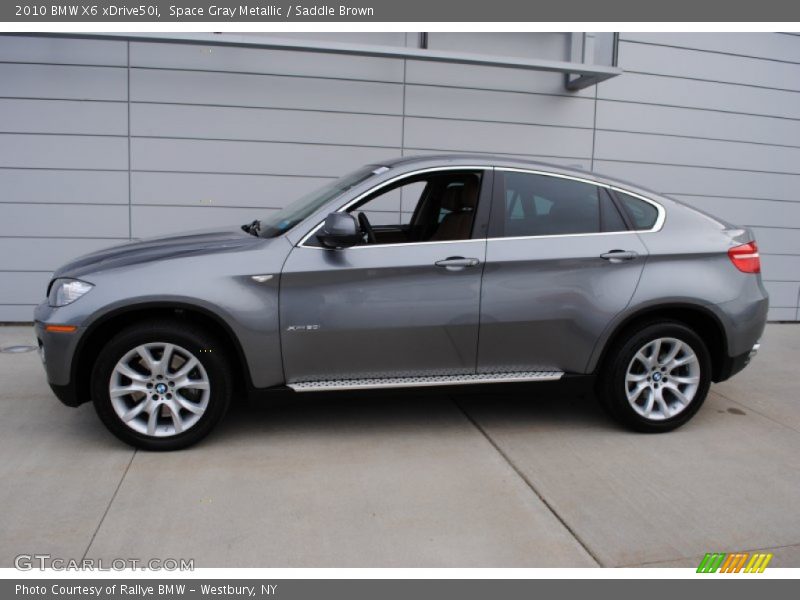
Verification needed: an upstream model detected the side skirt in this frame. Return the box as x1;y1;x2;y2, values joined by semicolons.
287;370;564;392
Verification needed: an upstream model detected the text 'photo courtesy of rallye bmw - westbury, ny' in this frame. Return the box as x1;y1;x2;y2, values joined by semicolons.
15;585;277;597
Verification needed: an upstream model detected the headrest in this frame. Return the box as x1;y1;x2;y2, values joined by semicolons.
441;177;479;212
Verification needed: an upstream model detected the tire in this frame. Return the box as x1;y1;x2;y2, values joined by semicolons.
598;321;712;432
91;320;233;450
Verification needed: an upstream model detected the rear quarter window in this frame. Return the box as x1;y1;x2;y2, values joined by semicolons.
616;192;659;230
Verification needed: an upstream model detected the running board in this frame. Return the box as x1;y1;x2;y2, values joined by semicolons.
288;370;563;392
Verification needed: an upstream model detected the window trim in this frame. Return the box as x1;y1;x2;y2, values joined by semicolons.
297;166;491;250
488;167;665;241
297;165;666;249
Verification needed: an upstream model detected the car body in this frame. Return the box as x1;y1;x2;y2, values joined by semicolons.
34;154;769;449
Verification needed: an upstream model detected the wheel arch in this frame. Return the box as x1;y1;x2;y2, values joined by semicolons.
71;301;253;406
592;303;729;383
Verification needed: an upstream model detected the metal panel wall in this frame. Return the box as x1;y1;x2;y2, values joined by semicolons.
1;33;798;321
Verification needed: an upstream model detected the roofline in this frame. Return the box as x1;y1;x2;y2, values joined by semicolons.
378;154;671;204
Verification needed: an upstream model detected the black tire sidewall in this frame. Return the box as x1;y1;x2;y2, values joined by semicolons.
91;321;232;450
601;321;712;432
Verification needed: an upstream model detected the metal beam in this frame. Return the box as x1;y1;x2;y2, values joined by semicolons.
23;32;622;90
566;32;620;90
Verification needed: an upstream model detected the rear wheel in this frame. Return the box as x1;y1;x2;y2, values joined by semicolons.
91;320;232;450
599;321;712;432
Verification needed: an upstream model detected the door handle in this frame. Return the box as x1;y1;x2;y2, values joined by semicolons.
435;256;481;270
600;250;639;263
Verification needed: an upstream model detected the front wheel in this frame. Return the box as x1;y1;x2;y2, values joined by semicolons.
598;321;712;432
91;320;232;450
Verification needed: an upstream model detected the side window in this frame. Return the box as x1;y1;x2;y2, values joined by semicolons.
400;181;427;224
499;172;601;237
303;170;484;247
355;180;427;227
352;171;482;244
616;191;659;230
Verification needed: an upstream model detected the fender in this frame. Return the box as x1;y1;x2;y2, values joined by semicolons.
586;299;730;375
70;298;256;393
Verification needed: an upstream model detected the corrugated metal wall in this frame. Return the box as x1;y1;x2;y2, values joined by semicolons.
0;32;798;322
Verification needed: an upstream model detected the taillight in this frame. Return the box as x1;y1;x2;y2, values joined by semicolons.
728;241;761;274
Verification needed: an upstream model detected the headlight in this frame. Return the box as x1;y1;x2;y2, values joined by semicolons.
48;278;94;307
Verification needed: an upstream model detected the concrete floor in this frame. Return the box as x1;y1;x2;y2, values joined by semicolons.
0;324;798;568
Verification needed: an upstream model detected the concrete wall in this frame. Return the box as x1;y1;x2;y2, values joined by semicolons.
0;32;798;321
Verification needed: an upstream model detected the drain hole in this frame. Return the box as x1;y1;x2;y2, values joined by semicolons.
0;345;37;354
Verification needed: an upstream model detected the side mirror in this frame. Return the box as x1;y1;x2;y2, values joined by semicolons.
316;213;361;249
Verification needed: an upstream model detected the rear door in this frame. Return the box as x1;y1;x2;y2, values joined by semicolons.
477;168;649;375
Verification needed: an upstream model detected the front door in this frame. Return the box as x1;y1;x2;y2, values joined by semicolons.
280;169;492;384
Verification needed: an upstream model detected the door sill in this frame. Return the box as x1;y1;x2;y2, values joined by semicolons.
287;370;564;392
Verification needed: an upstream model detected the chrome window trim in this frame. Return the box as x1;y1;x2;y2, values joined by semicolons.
296;164;666;250
297;165;489;248
495;167;666;234
486;230;639;243
299;238;487;251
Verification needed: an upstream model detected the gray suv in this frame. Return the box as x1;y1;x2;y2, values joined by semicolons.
34;155;768;450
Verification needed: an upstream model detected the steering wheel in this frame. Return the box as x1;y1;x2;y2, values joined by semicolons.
357;212;377;244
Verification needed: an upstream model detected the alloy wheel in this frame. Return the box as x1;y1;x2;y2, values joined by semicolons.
624;337;700;421
108;342;210;437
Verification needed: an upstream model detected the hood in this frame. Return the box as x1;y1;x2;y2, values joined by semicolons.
54;227;265;279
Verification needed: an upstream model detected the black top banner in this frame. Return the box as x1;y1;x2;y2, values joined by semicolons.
3;0;800;22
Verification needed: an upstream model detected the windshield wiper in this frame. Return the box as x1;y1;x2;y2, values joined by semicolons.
241;219;261;237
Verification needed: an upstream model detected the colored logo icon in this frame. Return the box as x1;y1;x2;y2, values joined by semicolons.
697;552;773;573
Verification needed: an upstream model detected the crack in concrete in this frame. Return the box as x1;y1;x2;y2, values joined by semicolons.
81;449;137;561
451;396;603;567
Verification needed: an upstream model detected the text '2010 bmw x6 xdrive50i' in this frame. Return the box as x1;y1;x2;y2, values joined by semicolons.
34;155;768;450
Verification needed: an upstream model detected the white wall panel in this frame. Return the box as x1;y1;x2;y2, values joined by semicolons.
0;99;127;135
620;33;800;63
0;238;122;271
131;206;268;238
0;35;126;65
130;68;403;115
130;138;399;177
0;63;127;101
0;204;129;238
130;41;404;82
598;72;800;119
405;85;594;128
130;103;401;147
404;118;592;158
131;172;329;209
0;272;52;304
0;170;128;204
594;130;800;174
618;41;800;91
0;134;127;170
596;101;800;147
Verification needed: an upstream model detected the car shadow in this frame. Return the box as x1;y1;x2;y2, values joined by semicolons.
211;381;616;445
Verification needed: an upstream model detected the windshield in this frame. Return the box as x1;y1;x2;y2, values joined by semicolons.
257;165;385;238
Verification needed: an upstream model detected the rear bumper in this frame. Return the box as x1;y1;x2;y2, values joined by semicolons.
715;341;760;383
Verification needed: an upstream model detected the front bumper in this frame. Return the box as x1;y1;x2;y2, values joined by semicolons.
34;301;85;406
